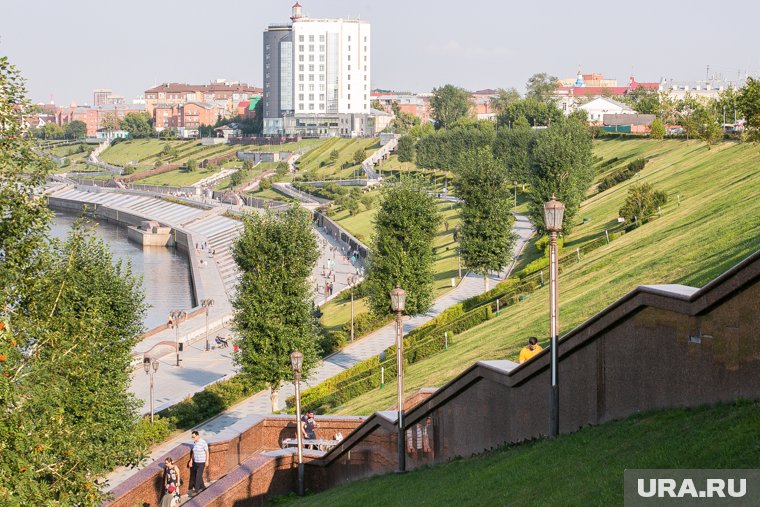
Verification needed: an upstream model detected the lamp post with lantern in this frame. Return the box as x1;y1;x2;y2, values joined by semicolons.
143;358;159;423
201;298;214;351
389;286;407;472
168;309;187;367
290;350;305;496
543;195;565;437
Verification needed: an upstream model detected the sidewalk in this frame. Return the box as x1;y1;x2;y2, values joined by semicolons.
107;213;533;490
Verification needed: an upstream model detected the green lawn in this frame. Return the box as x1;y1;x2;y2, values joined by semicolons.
100;139;187;166
296;137;380;179
275;401;760;506
329;138;760;416
137;167;221;186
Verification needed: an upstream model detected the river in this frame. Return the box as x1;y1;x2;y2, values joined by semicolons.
50;211;194;330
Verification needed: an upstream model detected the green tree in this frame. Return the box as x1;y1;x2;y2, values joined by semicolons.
493;116;536;184
650;117;665;140
360;193;376;210
100;112;121;133
329;149;340;165
391;111;420;134
397;135;415;163
525;72;559;103
623;86;660;114
737;77;760;140
365;180;440;316
527;119;594;234
490;87;521;113
64;120;87;139
120;112;153;138
186;159;198;172
619;183;668;226
454;148;517;290
42;121;63;139
231;206;321;411
430;84;472;129
497;98;563;128
353;148;366;165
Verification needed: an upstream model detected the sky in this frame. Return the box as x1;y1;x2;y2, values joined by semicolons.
1;0;758;106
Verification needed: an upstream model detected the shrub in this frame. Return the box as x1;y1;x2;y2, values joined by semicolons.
534;235;565;257
597;158;648;192
342;312;388;338
134;416;172;448
320;330;347;355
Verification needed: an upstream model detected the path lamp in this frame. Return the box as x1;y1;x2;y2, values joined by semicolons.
389;286;407;472
201;298;214;351
290;350;305;496
349;275;356;341
514;181;518;207
143;358;159;423
543;195;565;437
168;310;187;367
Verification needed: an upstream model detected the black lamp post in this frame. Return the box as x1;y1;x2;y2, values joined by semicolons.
290;350;305;496
201;298;214;351
543;195;565;437
143;358;159;423
168;310;187;367
389;286;407;472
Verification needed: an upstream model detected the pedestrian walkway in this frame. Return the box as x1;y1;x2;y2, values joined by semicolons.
106;212;533;490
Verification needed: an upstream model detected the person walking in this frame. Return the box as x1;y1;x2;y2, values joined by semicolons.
187;430;209;496
160;457;181;507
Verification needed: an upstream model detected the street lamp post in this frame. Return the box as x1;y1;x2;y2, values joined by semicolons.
290;350;305;496
168;310;187;367
143;358;159;422
543;195;565;437
389;286;407;473
350;276;355;342
201;298;214;351
513;181;518;207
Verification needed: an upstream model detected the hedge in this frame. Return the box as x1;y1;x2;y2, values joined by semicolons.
287;305;494;413
598;158;648;192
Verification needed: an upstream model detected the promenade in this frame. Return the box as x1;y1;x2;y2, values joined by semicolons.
106;212;533;490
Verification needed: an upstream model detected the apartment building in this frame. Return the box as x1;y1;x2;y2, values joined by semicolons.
144;80;261;116
263;2;371;136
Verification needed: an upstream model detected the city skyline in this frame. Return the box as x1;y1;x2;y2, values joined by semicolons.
1;0;759;105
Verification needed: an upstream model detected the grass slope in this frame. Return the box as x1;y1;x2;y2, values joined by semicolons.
329;139;760;416
275;401;760;506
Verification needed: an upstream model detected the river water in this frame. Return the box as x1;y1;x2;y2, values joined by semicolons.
50;211;194;330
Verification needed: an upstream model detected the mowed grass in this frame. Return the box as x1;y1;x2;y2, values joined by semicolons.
137;166;221;186
100;139;187;166
275;401;760;506
330;138;760;416
296;137;380;179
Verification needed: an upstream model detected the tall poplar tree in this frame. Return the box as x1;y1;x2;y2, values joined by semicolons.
366;180;440;316
231;206;321;411
454;148;517;290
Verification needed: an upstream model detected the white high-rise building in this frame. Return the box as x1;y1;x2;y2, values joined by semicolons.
263;2;371;137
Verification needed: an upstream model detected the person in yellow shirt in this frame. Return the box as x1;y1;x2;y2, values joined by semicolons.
518;337;542;363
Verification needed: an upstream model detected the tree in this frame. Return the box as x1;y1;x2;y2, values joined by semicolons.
120;112;153;138
493;117;536;183
497;98;563;128
64;120;87;139
353;148;366;165
360;193;376;210
527;119;594;234
453;148;517;290
490;87;521;113
737;77;760;140
365;180;440;316
329;149;340;165
430;84;472;129
186;159;198;172
623;86;660;114
397;135;415;163
42;121;63;139
231;206;320;411
619;183;668;226
391;111;420;134
100;112;121;133
525;73;559;103
650;118;665;140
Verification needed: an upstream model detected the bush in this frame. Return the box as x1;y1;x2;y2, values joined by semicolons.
534;235;565;257
598;158;648;192
342;312;388;338
461;279;519;312
320;330;347;355
135;416;172;448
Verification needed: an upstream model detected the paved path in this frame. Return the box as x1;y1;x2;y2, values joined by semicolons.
106;211;533;490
